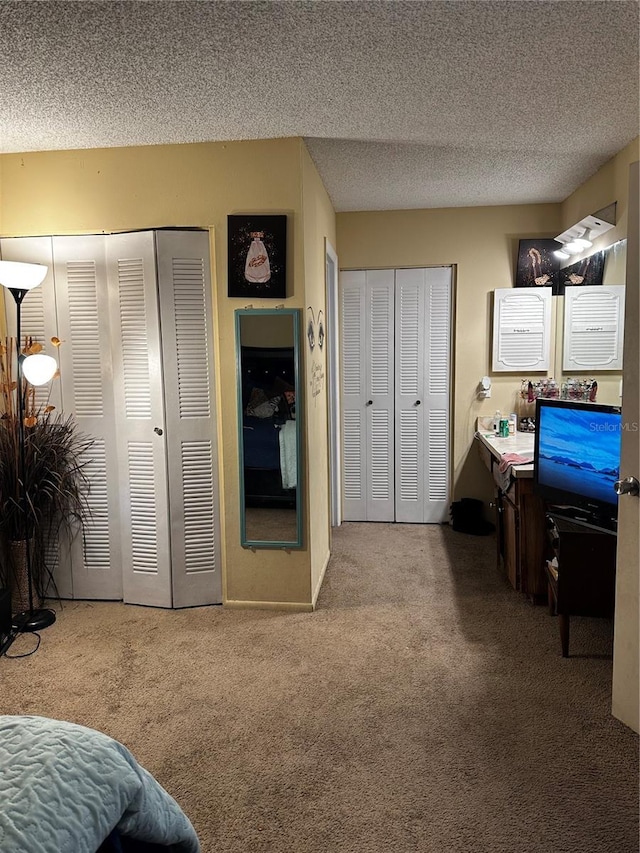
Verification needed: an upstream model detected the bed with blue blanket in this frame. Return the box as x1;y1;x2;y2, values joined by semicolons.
241;346;297;508
0;715;200;853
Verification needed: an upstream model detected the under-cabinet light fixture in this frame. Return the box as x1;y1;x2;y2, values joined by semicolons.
553;207;616;260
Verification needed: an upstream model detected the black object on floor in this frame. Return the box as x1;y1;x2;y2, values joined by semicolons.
450;498;495;536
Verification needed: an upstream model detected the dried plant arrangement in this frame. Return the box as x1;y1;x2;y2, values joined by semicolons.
0;336;93;606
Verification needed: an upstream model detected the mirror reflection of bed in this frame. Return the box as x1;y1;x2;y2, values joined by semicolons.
237;310;302;548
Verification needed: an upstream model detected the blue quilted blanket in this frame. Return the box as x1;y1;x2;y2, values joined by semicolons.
0;715;200;853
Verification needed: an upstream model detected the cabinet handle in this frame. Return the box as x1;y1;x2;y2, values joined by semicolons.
154;427;164;436
366;400;373;406
414;400;421;406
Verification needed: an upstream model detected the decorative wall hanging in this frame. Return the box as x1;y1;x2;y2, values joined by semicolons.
228;215;287;298
317;310;325;350
515;239;560;293
306;306;316;351
306;305;327;354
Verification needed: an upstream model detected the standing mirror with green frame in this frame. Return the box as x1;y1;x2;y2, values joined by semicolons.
236;308;303;548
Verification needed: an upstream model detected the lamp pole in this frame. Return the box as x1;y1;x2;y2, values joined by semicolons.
0;262;56;634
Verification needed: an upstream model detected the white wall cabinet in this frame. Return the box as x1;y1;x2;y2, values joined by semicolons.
1;230;221;608
492;287;552;372
340;267;452;524
563;285;626;371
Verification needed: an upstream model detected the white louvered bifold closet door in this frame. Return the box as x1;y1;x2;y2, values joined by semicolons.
106;231;173;607
155;231;221;607
52;235;123;600
395;267;451;523
341;270;395;522
563;285;625;371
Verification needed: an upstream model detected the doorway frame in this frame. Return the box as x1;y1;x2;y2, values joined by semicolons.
325;239;342;527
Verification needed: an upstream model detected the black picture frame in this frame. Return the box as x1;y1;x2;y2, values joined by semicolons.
558;250;605;294
515;239;560;293
228;215;287;298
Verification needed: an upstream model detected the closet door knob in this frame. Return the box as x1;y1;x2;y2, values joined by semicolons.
154;427;164;436
366;400;373;406
414;400;421;406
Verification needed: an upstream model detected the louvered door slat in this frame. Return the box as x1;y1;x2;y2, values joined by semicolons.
181;440;216;574
172;257;211;419
119;258;152;419
342;283;363;397
399;409;419;502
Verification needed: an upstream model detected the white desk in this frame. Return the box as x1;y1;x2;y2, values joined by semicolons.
475;431;534;478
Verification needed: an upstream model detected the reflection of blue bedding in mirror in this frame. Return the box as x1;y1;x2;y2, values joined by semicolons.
243;415;281;470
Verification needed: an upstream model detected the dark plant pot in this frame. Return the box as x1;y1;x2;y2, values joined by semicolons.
9;539;41;614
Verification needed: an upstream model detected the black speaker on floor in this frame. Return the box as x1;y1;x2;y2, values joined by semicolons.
0;587;11;639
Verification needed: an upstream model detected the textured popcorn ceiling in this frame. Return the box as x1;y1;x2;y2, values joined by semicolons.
0;1;638;211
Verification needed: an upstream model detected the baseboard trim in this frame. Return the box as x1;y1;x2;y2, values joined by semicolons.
224;599;314;613
312;550;331;609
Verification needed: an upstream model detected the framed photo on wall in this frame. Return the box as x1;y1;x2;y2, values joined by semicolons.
515;239;560;293
228;214;287;298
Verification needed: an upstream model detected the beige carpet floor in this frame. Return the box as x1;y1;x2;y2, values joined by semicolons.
1;522;638;852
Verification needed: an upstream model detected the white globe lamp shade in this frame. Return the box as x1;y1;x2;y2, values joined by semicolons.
0;260;48;291
22;353;58;386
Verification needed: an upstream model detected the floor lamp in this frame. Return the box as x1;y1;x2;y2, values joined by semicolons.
0;260;58;633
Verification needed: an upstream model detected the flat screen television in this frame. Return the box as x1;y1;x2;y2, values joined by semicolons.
534;398;622;534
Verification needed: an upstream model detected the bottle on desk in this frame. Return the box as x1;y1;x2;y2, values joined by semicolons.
493;410;502;434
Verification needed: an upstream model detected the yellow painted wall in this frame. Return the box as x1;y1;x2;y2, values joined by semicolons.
555;137;639;407
300;144;336;603
336;204;562;504
0;137;319;608
562;137;639;246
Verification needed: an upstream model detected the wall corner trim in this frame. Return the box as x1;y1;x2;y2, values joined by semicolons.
223;599;314;613
312;550;332;609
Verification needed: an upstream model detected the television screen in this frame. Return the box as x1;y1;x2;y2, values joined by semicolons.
534;399;621;530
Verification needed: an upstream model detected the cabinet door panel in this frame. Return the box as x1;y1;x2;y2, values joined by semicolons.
563;285;625;370
492;287;552;371
502;494;519;590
